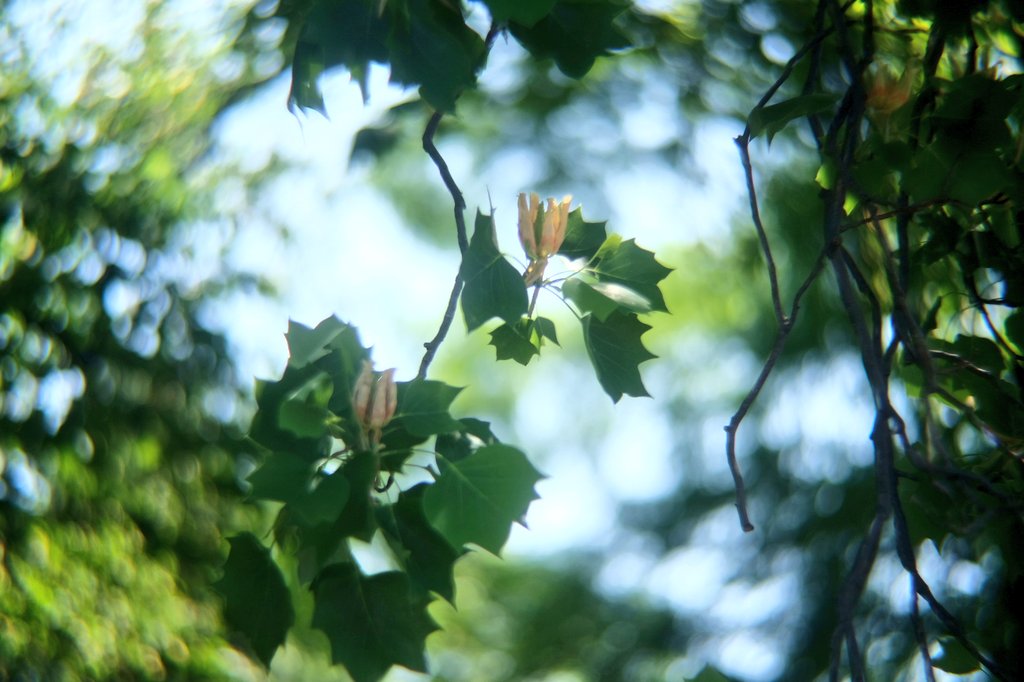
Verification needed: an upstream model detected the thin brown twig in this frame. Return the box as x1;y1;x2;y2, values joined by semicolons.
417;111;469;380
416;22;501;379
723;235;834;532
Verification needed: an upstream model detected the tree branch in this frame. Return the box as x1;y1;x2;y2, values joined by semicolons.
417;112;468;379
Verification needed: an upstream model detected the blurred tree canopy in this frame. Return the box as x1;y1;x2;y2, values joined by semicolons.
3;0;1024;681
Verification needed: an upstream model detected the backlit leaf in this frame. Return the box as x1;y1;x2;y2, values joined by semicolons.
590;238;672;313
424;444;543;554
581;311;656;401
509;0;631;79
557;206;608;261
460;210;529;331
285;316;350;369
388;0;487;112
391;379;464;437
489;318;539;365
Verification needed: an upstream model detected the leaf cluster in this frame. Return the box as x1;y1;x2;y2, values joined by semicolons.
461;208;671;401
276;0;631;114
217;317;543;680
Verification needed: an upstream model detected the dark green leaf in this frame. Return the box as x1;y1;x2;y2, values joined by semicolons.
288;0;390;113
489;319;540;365
247;453;314;503
377;484;462;602
460;210;529;331
289;469;351;526
388;0;487;112
581;311;656;402
509;0;631;79
392;379;464;437
214;533;294;667
1006;310;1024;349
435;418;499;463
590;238;672;313
424;444;543;554
947;152;1010;205
277;399;329;439
933;636;981;674
312;564;437;682
564;275;654;320
286;316;350;369
748;93;838;142
482;0;558;26
333;451;379;541
535;316;559;345
557;206;608;261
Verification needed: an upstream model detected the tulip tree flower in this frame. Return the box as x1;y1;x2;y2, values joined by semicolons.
352;360;397;445
518;192;571;286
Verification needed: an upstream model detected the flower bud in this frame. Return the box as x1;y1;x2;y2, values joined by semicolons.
367;368;397;430
352;361;398;437
518;192;571;286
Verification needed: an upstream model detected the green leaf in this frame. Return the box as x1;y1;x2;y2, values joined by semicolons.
289;469;351;526
748;93;837;143
288;0;390;113
332;451;379;541
247;453;314;503
535;316;559;345
557;206;608;261
509;0;631;79
424;444;543;554
391;379;464;437
590;238;672;313
376;484;462;602
489;318;540;365
460;210;529;331
277;399;329;439
214;533;294;667
934;636;981;674
312;564;437;682
564;275;652;320
482;0;557;26
947;151;1010;205
1006;310;1024;350
435;418;499;463
388;0;487;112
285;316;351;369
581;311;656;402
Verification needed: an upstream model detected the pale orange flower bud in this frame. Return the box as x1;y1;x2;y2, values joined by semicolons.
367;368;397;430
352;361;398;442
352;360;374;424
518;192;572;286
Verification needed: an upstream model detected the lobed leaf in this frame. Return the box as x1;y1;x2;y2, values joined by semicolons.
481;0;558;27
589;238;672;313
557;206;608;262
581;311;656;402
312;564;437;682
460;210;529;331
214;534;294;667
424;444;543;554
489;318;540;365
376;484;462;602
391;379;464;437
509;0;631;79
748;93;837;143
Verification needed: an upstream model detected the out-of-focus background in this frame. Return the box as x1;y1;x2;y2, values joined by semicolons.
2;1;1020;681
